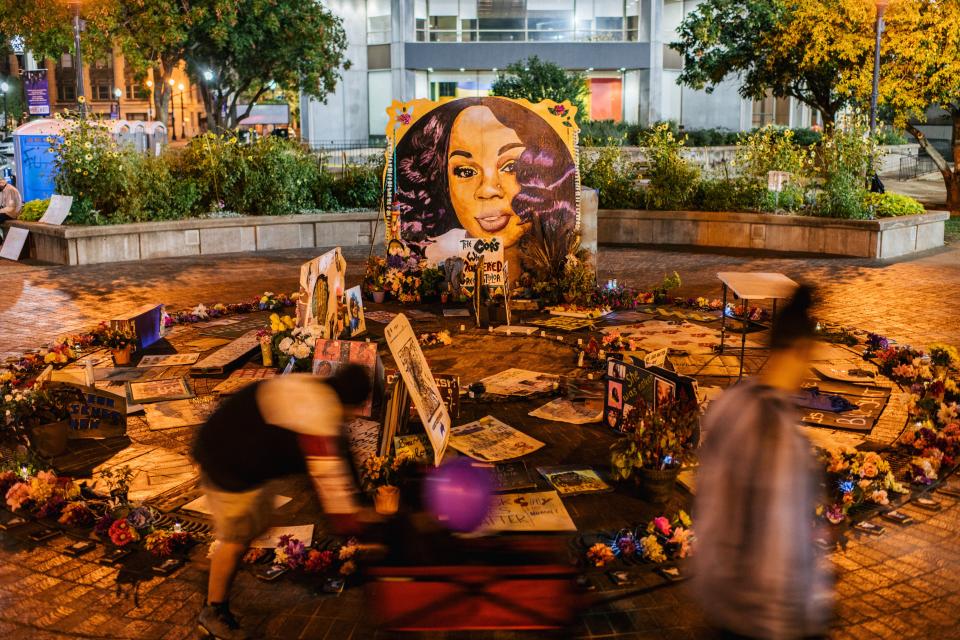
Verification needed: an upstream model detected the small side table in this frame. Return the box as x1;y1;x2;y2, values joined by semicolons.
717;272;799;379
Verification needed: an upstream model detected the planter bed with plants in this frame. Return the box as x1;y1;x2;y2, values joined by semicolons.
597;208;949;259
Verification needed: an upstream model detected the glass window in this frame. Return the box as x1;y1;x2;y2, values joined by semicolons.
89;57;114;102
752;94;776;127
368;70;392;137
478;0;527;41
55;56;76;102
367;0;392;45
626;0;650;42
124;75;149;101
428;15;458;41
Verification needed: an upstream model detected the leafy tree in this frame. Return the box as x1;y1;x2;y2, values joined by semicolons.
184;0;348;131
0;0;116;72
671;0;854;125
111;0;202;130
490;56;588;125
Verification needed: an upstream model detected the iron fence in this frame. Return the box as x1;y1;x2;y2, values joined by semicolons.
899;155;938;181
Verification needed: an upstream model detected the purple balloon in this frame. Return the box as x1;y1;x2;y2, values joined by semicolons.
423;458;494;532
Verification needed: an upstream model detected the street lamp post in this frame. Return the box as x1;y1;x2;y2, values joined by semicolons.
146;80;154;120
68;1;86;117
869;0;890;136
178;82;186;140
168;78;176;141
0;82;8;133
113;87;121;119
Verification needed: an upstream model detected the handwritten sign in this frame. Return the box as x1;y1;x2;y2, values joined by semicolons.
479;491;576;532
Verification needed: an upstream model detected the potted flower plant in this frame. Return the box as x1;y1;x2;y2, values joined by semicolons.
610;397;700;504
1;385;81;457
363;256;387;303
101;326;137;365
362;454;405;515
256;328;273;367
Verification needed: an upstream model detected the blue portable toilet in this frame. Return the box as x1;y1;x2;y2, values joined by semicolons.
12;118;70;202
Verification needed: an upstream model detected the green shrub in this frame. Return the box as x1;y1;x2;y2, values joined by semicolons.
863;192;925;218
734;126;813;184
579;146;644;209
812;117;877;220
329;156;383;210
790;128;823;146
695;178;764;212
642;123;700;210
874;127;908;146
758;184;805;212
126;154;202;221
18;199;49;222
685;128;739;147
579;120;630;146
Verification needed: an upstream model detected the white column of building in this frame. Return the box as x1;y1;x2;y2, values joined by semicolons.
391;0;417;105
647;0;664;125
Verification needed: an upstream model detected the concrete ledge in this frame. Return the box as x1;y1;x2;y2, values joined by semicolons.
8;212;386;265
598;209;948;259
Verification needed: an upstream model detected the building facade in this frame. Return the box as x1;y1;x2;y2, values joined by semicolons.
301;0;813;146
5;48;205;138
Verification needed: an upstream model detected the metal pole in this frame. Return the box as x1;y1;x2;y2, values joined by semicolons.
72;3;85;117
2;92;6;133
180;92;185;139
170;93;177;141
869;2;887;135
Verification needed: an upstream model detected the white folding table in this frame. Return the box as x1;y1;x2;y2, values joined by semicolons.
717;272;799;379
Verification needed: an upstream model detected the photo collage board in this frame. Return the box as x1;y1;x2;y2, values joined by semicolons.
604;358;698;433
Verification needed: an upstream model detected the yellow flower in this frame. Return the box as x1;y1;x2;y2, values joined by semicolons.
77;96;85;103
85;154;92;161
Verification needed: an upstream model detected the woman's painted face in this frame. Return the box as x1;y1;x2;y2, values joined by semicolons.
447;106;529;248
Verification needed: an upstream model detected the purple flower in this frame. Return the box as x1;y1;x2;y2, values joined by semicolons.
126;506;155;530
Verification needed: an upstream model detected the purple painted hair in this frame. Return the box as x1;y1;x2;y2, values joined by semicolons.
393;97;577;257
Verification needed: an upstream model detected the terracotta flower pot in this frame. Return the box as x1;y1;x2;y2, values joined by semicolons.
637;465;681;505
374;485;400;515
260;342;273;367
440;293;449;304
372;291;386;304
30;421;70;457
112;345;133;366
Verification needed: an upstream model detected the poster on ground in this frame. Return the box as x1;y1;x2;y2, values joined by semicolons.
448;415;545;462
384;314;449;466
478;368;559;397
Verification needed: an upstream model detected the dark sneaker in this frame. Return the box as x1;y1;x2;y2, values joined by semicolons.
198;605;250;640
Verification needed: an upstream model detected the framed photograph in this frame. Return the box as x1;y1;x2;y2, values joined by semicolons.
607;380;623;410
344;286;367;338
126;377;194;404
654;376;676;409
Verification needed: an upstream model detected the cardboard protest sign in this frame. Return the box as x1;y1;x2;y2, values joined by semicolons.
63;385;127;438
384;314;450;466
38;194;73;225
111;303;165;350
297;247;346;336
212;368;277;395
479;491;576;532
191;330;260;375
0;227;29;261
386;371;460;420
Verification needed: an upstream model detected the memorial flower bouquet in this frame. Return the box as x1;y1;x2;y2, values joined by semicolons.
1;385;76;448
816;447;906;523
267;314;315;372
363;256;387;299
637;511;694;563
144;527;197;557
4;469;80;517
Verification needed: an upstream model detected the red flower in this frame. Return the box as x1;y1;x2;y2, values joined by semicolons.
552;104;567;116
397;112;412;125
108;519;140;547
305;549;334;573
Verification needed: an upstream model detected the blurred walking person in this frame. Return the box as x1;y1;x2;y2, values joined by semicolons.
692;285;833;640
192;365;372;640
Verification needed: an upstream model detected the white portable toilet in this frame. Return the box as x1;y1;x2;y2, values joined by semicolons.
144;122;168;156
129;121;148;153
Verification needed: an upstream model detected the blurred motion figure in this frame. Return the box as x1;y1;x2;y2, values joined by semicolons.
692;285;832;639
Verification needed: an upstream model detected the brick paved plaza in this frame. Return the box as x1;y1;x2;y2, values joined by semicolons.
0;241;959;640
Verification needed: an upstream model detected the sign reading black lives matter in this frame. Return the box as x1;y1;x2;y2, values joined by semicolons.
384;314;450;466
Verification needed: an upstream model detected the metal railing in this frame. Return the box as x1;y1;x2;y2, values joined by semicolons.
414;28;645;43
898;155;938;181
308;140;386;167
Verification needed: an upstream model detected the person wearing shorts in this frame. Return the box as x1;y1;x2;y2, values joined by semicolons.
192;366;372;640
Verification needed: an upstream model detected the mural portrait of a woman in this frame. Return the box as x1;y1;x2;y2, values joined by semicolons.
394;97;578;272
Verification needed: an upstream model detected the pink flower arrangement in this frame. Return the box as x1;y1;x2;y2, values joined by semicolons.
5;482;31;511
652;516;672;537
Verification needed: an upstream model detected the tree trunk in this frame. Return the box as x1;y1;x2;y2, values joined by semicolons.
905;122;958;214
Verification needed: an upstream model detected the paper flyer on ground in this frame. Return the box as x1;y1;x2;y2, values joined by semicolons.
529;398;603;424
479;491;577;532
537;466;613;497
448;415;545;462
478;368;559;397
